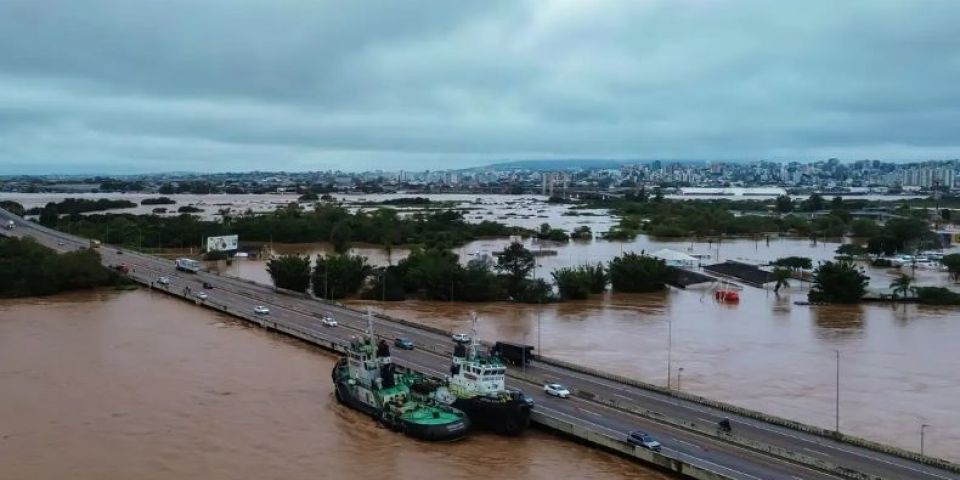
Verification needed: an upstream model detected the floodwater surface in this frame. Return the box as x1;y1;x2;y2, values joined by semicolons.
0;289;663;480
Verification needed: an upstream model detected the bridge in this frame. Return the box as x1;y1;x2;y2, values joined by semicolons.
2;208;957;480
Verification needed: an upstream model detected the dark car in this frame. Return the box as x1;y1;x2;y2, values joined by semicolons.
394;338;415;350
627;431;662;452
202;282;214;289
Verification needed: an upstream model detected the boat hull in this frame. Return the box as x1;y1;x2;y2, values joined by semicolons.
333;366;469;442
453;395;531;435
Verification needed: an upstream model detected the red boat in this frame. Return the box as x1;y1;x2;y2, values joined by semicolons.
714;289;739;302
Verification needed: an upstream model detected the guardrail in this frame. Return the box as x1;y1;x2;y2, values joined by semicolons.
532;410;734;480
510;368;886;480
528;355;958;474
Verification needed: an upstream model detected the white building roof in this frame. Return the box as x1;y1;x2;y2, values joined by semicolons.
650;248;698;263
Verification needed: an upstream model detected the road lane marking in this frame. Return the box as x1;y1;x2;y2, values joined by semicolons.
805;447;830;457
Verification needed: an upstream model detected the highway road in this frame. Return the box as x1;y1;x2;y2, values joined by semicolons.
3;210;957;480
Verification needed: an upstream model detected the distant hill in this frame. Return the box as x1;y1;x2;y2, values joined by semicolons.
476;159;712;171
476;159;629;171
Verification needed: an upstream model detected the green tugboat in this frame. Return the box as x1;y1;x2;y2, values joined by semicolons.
332;313;469;442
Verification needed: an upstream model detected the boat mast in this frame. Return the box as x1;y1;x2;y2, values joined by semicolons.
366;307;375;338
469;311;479;361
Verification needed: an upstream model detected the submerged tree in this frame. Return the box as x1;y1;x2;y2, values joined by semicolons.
312;254;371;299
608;253;673;293
266;254;312;293
890;273;916;300
551;267;591;300
943;254;960;282
808;260;868;304
772;267;792;294
496;242;536;299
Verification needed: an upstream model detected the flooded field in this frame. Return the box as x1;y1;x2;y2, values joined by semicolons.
0;289;662;480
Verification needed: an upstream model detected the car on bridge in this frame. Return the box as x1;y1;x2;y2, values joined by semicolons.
394;337;414;350
194;291;208;301
114;264;130;274
451;333;471;343
202;282;214;289
253;305;270;315
626;431;662;452
157;276;170;286
544;383;571;399
321;316;338;327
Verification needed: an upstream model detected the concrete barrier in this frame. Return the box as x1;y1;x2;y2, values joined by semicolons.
532;410;734;480
529;355;959;474
511;369;887;480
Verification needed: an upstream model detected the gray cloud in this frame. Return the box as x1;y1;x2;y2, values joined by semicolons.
0;0;959;173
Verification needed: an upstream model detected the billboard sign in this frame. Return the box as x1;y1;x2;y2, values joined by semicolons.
206;234;238;252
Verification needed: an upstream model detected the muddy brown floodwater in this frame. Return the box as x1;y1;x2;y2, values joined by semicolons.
0;289;665;480
223;235;960;460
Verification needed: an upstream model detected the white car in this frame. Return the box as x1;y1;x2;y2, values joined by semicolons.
253;305;270;315
544;383;571;398
451;333;471;343
194;291;209;300
321;316;338;327
157;276;170;286
627;431;662;452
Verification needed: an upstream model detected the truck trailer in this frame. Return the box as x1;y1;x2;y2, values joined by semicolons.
491;341;535;366
175;258;201;273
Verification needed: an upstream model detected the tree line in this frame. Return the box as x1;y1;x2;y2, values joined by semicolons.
27;203;531;251
266;243;675;302
30;198;138;224
593;195;939;254
0;237;125;298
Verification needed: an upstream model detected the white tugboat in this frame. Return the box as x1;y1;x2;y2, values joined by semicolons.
443;314;533;435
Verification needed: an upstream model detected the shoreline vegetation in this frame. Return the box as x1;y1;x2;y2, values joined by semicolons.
3;193;959;306
267;243;674;304
0;237;129;298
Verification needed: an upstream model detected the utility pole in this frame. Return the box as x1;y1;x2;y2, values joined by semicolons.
667;316;673;389
678;367;684;391
921;424;929;457
535;241;543;354
835;349;841;433
522;332;527;373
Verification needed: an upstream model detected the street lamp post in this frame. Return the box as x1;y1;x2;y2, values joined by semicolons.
921;424;929;457
678;367;684;391
522;332;528;373
834;349;841;433
667;316;673;389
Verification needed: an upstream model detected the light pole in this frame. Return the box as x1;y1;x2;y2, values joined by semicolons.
834;349;841;433
522;332;528;373
678;367;684;391
536;244;542;354
921;424;929;457
667;316;673;389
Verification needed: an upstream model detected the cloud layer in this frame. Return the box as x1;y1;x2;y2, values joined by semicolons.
1;0;959;173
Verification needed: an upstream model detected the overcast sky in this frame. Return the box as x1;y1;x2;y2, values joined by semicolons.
1;0;958;174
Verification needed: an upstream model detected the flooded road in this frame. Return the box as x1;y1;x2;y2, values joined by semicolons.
223;235;960;460
0;289;662;480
